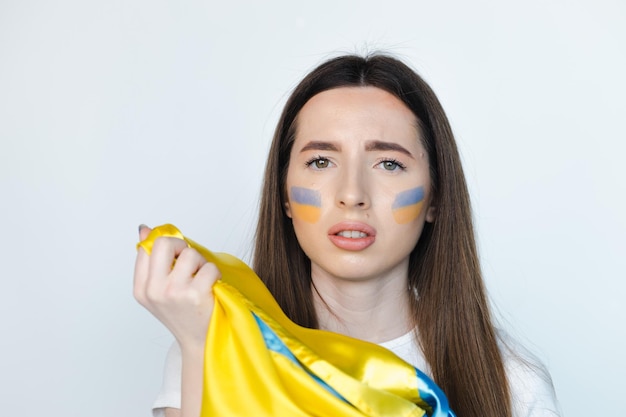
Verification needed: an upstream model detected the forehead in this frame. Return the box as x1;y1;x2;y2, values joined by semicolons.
294;86;421;145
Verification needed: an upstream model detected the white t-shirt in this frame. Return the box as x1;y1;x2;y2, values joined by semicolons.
378;331;561;417
152;331;560;417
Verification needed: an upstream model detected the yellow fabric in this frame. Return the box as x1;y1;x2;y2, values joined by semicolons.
138;224;448;417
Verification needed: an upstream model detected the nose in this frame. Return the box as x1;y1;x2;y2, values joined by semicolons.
335;166;371;210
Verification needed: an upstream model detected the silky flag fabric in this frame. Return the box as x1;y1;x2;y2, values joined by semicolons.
138;224;456;417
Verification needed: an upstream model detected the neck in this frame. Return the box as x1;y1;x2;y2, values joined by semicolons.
311;271;413;344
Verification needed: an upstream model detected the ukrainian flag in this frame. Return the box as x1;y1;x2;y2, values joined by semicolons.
139;224;455;417
392;187;425;224
290;187;322;223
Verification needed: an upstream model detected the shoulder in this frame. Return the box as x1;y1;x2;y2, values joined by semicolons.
497;330;562;417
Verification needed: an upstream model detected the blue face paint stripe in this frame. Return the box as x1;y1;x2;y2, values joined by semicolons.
291;186;321;207
392;187;425;209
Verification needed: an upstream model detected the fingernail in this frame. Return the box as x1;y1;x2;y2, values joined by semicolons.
138;224;147;235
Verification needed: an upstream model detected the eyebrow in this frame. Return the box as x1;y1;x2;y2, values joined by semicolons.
298;140;415;159
365;140;415;159
299;141;341;152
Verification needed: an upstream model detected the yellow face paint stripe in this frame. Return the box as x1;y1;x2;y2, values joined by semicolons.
393;201;424;224
291;202;321;223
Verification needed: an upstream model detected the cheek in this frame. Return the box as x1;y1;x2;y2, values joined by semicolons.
289;186;321;224
391;186;425;224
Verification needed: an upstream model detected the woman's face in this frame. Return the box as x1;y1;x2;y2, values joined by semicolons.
285;86;435;283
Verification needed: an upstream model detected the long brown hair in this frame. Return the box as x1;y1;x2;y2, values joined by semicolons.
253;54;511;417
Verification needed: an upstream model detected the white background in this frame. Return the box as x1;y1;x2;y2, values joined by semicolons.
1;1;624;415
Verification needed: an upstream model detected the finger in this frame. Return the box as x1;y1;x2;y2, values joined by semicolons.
133;225;153;304
172;247;208;282
149;237;190;278
133;250;150;304
138;224;152;242
191;262;222;294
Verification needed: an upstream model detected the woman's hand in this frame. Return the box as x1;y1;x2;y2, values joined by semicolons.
134;225;218;417
133;225;220;350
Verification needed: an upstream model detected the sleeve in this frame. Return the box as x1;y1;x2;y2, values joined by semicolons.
500;335;562;417
152;341;182;417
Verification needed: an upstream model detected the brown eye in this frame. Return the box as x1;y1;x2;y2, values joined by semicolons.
314;159;329;169
306;157;332;170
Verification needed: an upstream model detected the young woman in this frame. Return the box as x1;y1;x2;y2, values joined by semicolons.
134;54;560;417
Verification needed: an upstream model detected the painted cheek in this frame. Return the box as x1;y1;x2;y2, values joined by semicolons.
289;186;321;223
392;186;425;224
